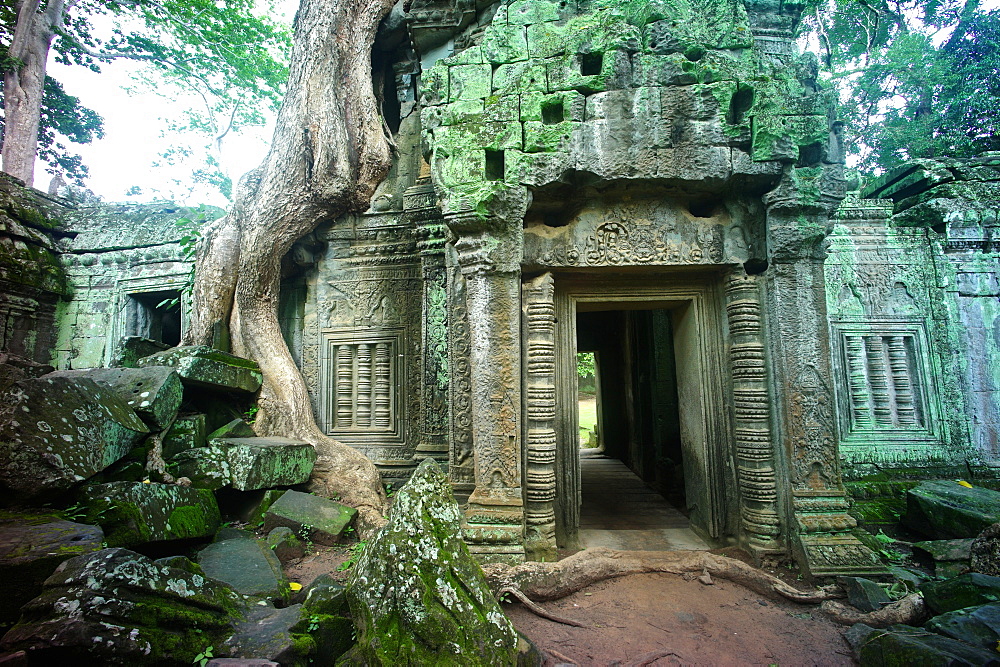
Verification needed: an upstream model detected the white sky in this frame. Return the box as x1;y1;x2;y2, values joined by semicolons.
41;1;297;207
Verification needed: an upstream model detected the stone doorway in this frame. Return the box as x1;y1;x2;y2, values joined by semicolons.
549;274;734;551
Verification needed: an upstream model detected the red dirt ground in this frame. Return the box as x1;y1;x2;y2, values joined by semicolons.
286;545;855;666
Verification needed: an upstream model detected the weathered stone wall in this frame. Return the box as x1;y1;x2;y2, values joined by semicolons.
0;175;69;363
53;204;217;369
833;156;1000;480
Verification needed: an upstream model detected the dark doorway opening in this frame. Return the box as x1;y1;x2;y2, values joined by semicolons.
577;308;685;508
126;290;182;346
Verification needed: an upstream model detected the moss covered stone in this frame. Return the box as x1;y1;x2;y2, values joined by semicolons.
0;511;104;626
345;459;519;665
0;548;245;664
170;437;316;491
904;480;1000;540
0;375;149;500
197;534;289;603
46;366;183;429
137;346;263;394
263;490;356;545
80;481;220;548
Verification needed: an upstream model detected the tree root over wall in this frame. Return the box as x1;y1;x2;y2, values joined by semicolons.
484;547;924;629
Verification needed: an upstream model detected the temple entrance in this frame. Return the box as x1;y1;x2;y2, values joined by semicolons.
550;275;734;551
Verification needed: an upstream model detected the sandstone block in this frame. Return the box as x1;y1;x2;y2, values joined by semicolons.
80;480;220;548
163;413;208;459
0;511;104;625
170;437;316;491
263;490;356;546
198;535;288;602
0;375;148;499
137;345;263;393
47;365;183;429
905;480;1000;540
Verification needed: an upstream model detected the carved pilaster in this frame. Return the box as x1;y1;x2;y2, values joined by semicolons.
447;212;525;564
764;251;883;576
725;270;782;556
407;182;450;461
522;273;558;562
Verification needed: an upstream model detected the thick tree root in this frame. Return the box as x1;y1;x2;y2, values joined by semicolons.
498;586;586;627
483;547;840;604
819;593;926;627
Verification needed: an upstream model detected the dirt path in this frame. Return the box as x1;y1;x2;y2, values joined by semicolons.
506;572;854;666
287;546;855;666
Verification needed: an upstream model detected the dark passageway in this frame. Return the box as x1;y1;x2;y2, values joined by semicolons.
576;308;709;551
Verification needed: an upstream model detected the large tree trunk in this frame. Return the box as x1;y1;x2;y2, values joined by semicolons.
1;0;66;186
185;0;395;535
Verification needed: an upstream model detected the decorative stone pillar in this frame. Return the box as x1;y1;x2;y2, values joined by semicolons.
763;185;883;576
405;182;450;461
725;268;782;556
522;273;558;562
447;212;525;564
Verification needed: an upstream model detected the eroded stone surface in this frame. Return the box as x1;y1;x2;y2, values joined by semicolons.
47;366;183;429
346;459;519;665
971;523;1000;576
921;573;1000;615
263;490;356;546
169;438;316;491
137;346;263;393
0;548;245;663
197;535;288;602
845;622;1000;666
926;602;1000;651
0;375;148;499
80;481;220;548
905;481;1000;540
0;512;104;626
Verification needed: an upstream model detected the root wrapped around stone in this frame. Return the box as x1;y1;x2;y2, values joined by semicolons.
820;593;927;627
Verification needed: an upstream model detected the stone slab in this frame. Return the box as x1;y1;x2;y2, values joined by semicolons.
163;413;207;459
0;548;245;664
837;576;891;613
137;345;263;393
926;602;1000;650
913;538;975;562
0;375;148;499
109;335;171;369
0;511;104;625
921;573;1000;615
905;480;1000;540
845;622;1000;666
80;480;220;548
208;418;256;440
47;366;183;429
170;437;316;491
198;536;288;602
263;490;356;546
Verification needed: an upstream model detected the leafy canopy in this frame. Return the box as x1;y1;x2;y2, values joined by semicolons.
1;0;290;189
803;0;1000;172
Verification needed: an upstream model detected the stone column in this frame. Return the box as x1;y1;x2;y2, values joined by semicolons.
406;182;450;462
763;178;883;576
725;269;782;556
447;213;525;564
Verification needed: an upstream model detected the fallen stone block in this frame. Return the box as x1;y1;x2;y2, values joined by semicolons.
0;511;104;626
198;534;289;603
926;602;1000;651
163;413;207;459
170;438;316;491
0;548;245;664
914;537;975;579
47;366;183;429
264;490;356;546
138;345;263;393
345;459;520;665
224;605;312;665
110;335;171;368
904;480;1000;540
297;574;348;616
0;353;52;397
246;489;287;527
972;522;1000;576
837;576;891;613
208;418;256;440
921;573;1000;615
80;480;220;548
845;622;1000;666
265;527;304;565
0;375;148;499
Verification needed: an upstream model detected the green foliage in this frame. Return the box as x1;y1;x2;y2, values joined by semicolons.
337;541;367;572
1;0;290;192
577;352;596;379
803;0;1000;171
191;645;214;667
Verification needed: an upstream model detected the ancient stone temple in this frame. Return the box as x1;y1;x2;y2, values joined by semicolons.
3;0;1000;578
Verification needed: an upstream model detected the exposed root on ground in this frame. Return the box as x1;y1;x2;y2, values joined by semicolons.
819;592;927;627
484;547;841;604
498;586;586;627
